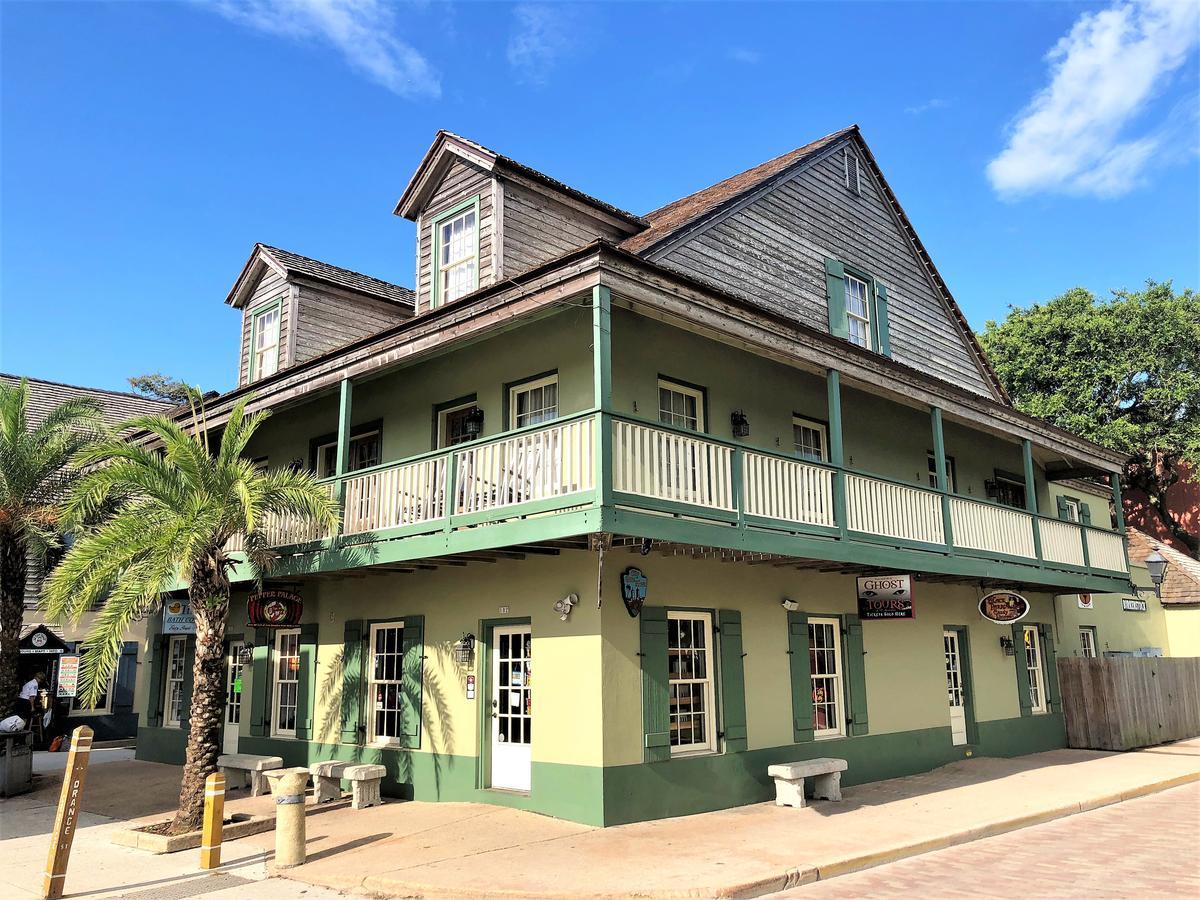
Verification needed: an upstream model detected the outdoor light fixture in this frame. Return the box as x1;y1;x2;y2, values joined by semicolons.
999;635;1015;656
781;597;799;612
553;592;579;621
639;537;653;557
730;409;751;438
453;633;476;666
463;407;485;439
1144;550;1169;598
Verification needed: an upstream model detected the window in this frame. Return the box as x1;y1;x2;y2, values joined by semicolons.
71;646;112;715
251;304;281;380
845;275;872;350
793;417;828;463
927;452;958;492
509;375;559;430
667;611;716;754
809;618;846;737
368;623;406;744
843;147;861;194
993;473;1027;510
435;203;478;305
437;400;477;447
1023;625;1047;714
272;628;301;738
1079;626;1098;659
658;379;705;431
1062;497;1081;523
315;429;381;478
164;635;187;727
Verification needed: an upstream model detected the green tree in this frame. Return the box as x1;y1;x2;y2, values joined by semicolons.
0;379;105;717
979;281;1199;554
128;372;193;405
45;397;338;833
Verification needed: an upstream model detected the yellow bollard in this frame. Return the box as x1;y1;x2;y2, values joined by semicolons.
42;726;94;900
199;772;226;870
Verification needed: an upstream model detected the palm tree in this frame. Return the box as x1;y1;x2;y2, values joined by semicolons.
45;396;338;834
0;378;104;718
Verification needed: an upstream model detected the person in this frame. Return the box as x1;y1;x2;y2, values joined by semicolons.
17;671;45;719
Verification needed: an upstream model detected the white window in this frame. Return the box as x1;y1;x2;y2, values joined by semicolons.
927;452;958;492
793;417;828;463
368;623;406;744
809;618;846;738
164;635;187;728
1063;498;1081;522
272;628;301;738
845;275;872;350
1079;626;1098;659
437;205;478;305
658;379;705;431
667;611;716;754
252;304;281;380
438;401;477;447
316;430;381;478
70;646;113;715
1023;625;1047;714
510;375;559;430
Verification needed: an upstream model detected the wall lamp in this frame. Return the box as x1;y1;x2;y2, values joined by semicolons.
463;407;485;439
730;409;750;438
781;597;799;612
453;633;476;666
1144;550;1169;599
999;635;1015;656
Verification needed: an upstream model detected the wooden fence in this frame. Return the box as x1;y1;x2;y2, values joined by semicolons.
1057;657;1200;751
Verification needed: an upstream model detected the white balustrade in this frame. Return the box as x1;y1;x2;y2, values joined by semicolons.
343;457;448;536
1040;518;1085;567
1086;529;1129;573
742;452;834;527
846;474;944;545
612;420;735;512
949;498;1036;559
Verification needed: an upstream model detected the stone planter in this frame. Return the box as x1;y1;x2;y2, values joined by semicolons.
110;812;274;854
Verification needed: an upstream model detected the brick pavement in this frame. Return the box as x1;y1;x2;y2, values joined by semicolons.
786;782;1200;898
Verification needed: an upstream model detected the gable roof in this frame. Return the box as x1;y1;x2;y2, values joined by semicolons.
225;243;415;309
1127;528;1200;606
0;373;174;428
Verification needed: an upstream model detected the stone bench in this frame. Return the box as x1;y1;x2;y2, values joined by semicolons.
344;764;386;810
309;760;349;804
767;757;847;808
217;753;283;797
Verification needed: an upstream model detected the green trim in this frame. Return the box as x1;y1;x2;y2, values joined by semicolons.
943;624;980;745
717;609;747;752
656;373;710;433
431;393;477;449
248;627;270;736
825;259;848;339
248;297;284;382
611;491;739;524
594;287;614;508
430;194;481;310
295;622;319;741
144;635;165;727
844;613;868;735
1012;622;1033;717
826;370;847;538
639;607;671;763
503;369;559;431
871;279;892;357
341;619;364;744
930;407;953;552
310;419;380;475
786;610;813;742
1040;622;1061;713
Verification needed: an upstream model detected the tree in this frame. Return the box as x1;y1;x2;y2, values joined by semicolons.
0;379;105;717
979;281;1199;554
128;373;193;405
44;397;338;833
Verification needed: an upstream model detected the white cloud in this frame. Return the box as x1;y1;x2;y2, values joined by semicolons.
727;47;762;65
905;98;949;115
987;0;1199;199
507;3;575;85
205;0;440;99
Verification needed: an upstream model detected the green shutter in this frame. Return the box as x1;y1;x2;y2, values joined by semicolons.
113;642;138;714
1079;502;1092;526
295;623;319;741
640;607;671;762
717;609;747;752
145;636;165;727
1040;624;1061;713
955;628;980;745
1056;496;1070;521
787;611;814;743
400;615;425;748
178;637;196;729
248;627;270;736
825;259;848;339
1012;623;1033;717
872;280;892;357
844;614;869;736
341;619;365;744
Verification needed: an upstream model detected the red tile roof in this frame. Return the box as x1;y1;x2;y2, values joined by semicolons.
1127;528;1200;605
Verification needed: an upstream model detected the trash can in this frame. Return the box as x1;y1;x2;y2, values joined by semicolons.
1;730;34;798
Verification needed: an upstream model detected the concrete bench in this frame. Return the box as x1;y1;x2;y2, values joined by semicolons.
344;764;386;810
217;753;283;797
767;757;847;808
309;760;349;804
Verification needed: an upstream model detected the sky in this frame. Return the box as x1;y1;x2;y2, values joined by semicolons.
2;0;1197;396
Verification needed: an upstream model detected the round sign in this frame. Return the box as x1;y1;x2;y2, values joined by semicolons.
978;591;1030;624
31;632;47;648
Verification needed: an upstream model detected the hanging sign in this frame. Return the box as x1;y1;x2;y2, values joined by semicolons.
978;591;1030;624
856;574;914;619
247;590;303;628
1077;593;1094;610
57;656;80;698
1122;598;1148;613
622;567;647;618
163;599;196;634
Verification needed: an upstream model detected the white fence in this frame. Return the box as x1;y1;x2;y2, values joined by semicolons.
742;452;834;527
845;474;944;545
1040;518;1085;567
1086;529;1129;573
612;420;736;511
950;498;1036;559
343;457;447;535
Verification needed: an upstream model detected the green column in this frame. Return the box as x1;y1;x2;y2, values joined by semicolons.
593;285;613;510
334;378;353;508
826;370;847;538
1023;439;1043;564
1112;470;1131;574
931;407;953;552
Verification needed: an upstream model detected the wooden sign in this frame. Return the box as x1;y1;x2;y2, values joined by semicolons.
247;590;303;628
978;591;1030;624
856;574;915;619
200;772;225;870
42;726;93;900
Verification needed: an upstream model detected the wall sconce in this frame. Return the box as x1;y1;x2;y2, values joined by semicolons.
463;407;485;439
453;633;476;666
238;644;255;664
984;479;999;501
781;597;799;612
553;592;579;621
1144;550;1169;598
999;635;1015;656
730;409;750;438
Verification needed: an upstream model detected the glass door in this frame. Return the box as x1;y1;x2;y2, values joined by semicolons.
490;626;532;792
944;630;968;746
223;640;245;754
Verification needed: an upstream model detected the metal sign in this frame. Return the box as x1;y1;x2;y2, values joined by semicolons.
247;590;303;628
163;599;196;634
979;591;1030;624
1077;593;1094;610
1122;598;1148;613
56;656;80;699
856;574;915;619
621;567;647;618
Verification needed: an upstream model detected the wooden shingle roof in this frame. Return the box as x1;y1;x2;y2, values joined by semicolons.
0;374;174;429
1127;528;1200;606
256;245;415;306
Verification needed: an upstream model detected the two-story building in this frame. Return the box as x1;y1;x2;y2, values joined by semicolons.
133;127;1134;826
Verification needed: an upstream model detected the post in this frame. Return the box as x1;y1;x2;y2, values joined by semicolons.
1111;470;1132;574
593;285;614;511
930;407;953;552
334;378;354;508
1022;439;1044;564
42;726;93;900
199;772;226;870
826;370;847;538
263;767;310;868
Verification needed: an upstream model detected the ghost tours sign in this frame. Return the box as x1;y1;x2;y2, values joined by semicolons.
856;574;914;620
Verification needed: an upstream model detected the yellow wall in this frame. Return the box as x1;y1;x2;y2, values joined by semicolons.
1165;607;1200;656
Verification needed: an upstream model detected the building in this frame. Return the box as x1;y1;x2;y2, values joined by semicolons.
2;374;174;741
1123;460;1198;556
133;128;1135;826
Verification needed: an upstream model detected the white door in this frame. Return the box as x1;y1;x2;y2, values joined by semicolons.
490;626;532;791
944;630;967;746
223;640;245;755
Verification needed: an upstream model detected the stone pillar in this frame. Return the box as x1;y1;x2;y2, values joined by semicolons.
262;767;310;868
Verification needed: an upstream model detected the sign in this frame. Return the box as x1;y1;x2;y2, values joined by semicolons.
163;599;196;634
247;590;303;628
32;632;48;648
466;674;476;701
856;574;914;619
57;656;80;699
1122;598;1148;613
1077;593;1094;610
978;591;1030;624
622;567;647;618
42;726;94;900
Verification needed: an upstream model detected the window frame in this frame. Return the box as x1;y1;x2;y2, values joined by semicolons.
249;299;283;382
1079;626;1098;659
793;415;829;463
1023;625;1048;714
367;620;407;747
164;635;187;728
808;616;847;739
657;377;708;433
69;644;113;716
844;273;873;351
1062;496;1081;523
430;195;481;308
434;395;479;448
310;420;383;478
271;627;302;739
507;372;560;431
993;470;1028;510
927;452;958;493
666;609;718;756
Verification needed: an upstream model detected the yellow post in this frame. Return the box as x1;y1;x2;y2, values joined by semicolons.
42;726;94;900
199;772;226;870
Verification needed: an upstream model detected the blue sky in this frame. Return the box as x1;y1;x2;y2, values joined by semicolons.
2;0;1197;395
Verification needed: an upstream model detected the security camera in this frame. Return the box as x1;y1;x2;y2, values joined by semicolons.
781;597;799;611
554;592;580;621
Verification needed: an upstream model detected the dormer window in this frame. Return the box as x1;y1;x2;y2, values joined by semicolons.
433;197;479;307
251;302;281;380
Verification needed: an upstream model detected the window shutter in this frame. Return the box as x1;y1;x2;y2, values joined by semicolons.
1012;624;1033;717
248;627;271;736
640;607;671;762
825;260;848;339
178;637;196;729
400;615;425;748
113;642;137;714
1040;624;1061;713
844;614;869;735
295;623;319;741
1056;496;1070;521
787;611;814;742
341;619;365;744
1079;502;1092;526
717;609;747;752
145;637;166;727
872;280;892;357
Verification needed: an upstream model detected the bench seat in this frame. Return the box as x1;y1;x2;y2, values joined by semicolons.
217;753;283;797
344;763;387;810
309;760;349;804
767;757;847;808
